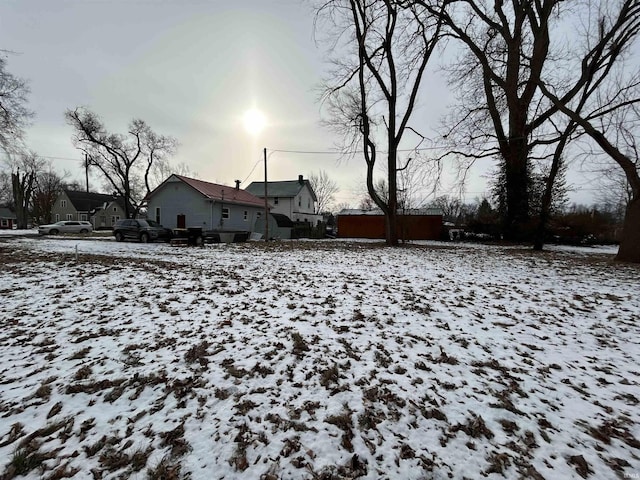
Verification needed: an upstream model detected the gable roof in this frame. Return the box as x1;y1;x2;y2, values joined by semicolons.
153;175;266;208
0;207;16;219
246;178;317;202
65;190;120;212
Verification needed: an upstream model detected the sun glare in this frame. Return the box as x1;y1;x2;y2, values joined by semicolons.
242;108;267;135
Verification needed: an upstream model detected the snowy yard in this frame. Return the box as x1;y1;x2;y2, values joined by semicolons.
0;236;638;480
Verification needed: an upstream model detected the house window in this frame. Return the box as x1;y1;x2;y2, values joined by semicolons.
256;212;262;218
66;214;73;220
1;219;7;227
243;211;248;221
113;207;118;212
55;214;60;222
298;197;301;207
80;214;88;221
61;200;67;208
111;216;120;225
308;199;311;209
274;197;279;205
222;207;230;219
155;207;161;224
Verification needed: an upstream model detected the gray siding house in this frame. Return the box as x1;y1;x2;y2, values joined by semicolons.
51;190;128;230
146;175;266;232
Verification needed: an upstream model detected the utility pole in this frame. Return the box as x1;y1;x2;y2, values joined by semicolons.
263;147;269;242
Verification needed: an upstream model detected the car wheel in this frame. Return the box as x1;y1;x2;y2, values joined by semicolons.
50;229;59;235
80;229;88;234
140;233;150;243
115;232;124;242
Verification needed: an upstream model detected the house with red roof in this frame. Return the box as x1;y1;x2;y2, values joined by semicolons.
145;174;267;233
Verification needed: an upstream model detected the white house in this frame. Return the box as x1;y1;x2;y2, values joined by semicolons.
246;175;321;224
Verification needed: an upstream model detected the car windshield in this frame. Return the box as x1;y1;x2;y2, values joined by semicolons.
146;220;162;227
137;220;150;227
54;221;66;225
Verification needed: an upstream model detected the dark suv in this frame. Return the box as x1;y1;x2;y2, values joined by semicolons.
112;219;173;243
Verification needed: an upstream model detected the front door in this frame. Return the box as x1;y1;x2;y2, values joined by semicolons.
177;214;186;229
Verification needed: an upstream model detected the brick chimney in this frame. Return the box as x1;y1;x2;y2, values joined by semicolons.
235;180;241;190
298;175;304;185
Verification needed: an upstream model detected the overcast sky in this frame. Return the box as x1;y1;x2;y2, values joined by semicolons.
1;0;607;208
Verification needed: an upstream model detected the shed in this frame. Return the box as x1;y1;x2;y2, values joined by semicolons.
337;208;443;240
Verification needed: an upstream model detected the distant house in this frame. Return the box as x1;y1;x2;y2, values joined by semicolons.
337;208;443;240
51;190;128;230
146;174;265;232
0;207;16;230
246;175;321;224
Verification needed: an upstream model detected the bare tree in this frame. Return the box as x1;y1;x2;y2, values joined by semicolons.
0;170;11;205
432;195;466;224
31;164;68;225
9;152;43;228
309;169;339;214
416;0;639;244
539;90;640;262
66;107;177;218
317;0;444;245
334;201;352;214
150;160;196;188
0;54;33;154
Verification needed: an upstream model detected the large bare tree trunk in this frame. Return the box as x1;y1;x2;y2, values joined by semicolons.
11;170;35;229
616;197;640;263
503;150;530;241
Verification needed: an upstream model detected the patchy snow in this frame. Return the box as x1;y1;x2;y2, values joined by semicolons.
0;237;638;479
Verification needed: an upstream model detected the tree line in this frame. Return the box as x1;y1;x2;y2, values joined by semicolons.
315;0;640;263
0;50;182;227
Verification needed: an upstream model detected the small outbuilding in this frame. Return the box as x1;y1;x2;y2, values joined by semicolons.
337;208;443;240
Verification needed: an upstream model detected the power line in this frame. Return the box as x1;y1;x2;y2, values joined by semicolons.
239;158;263;185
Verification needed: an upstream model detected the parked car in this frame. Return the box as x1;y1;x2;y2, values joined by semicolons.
112;219;173;243
38;221;93;235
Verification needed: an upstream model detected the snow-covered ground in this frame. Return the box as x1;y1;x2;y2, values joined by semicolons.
0;237;638;479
